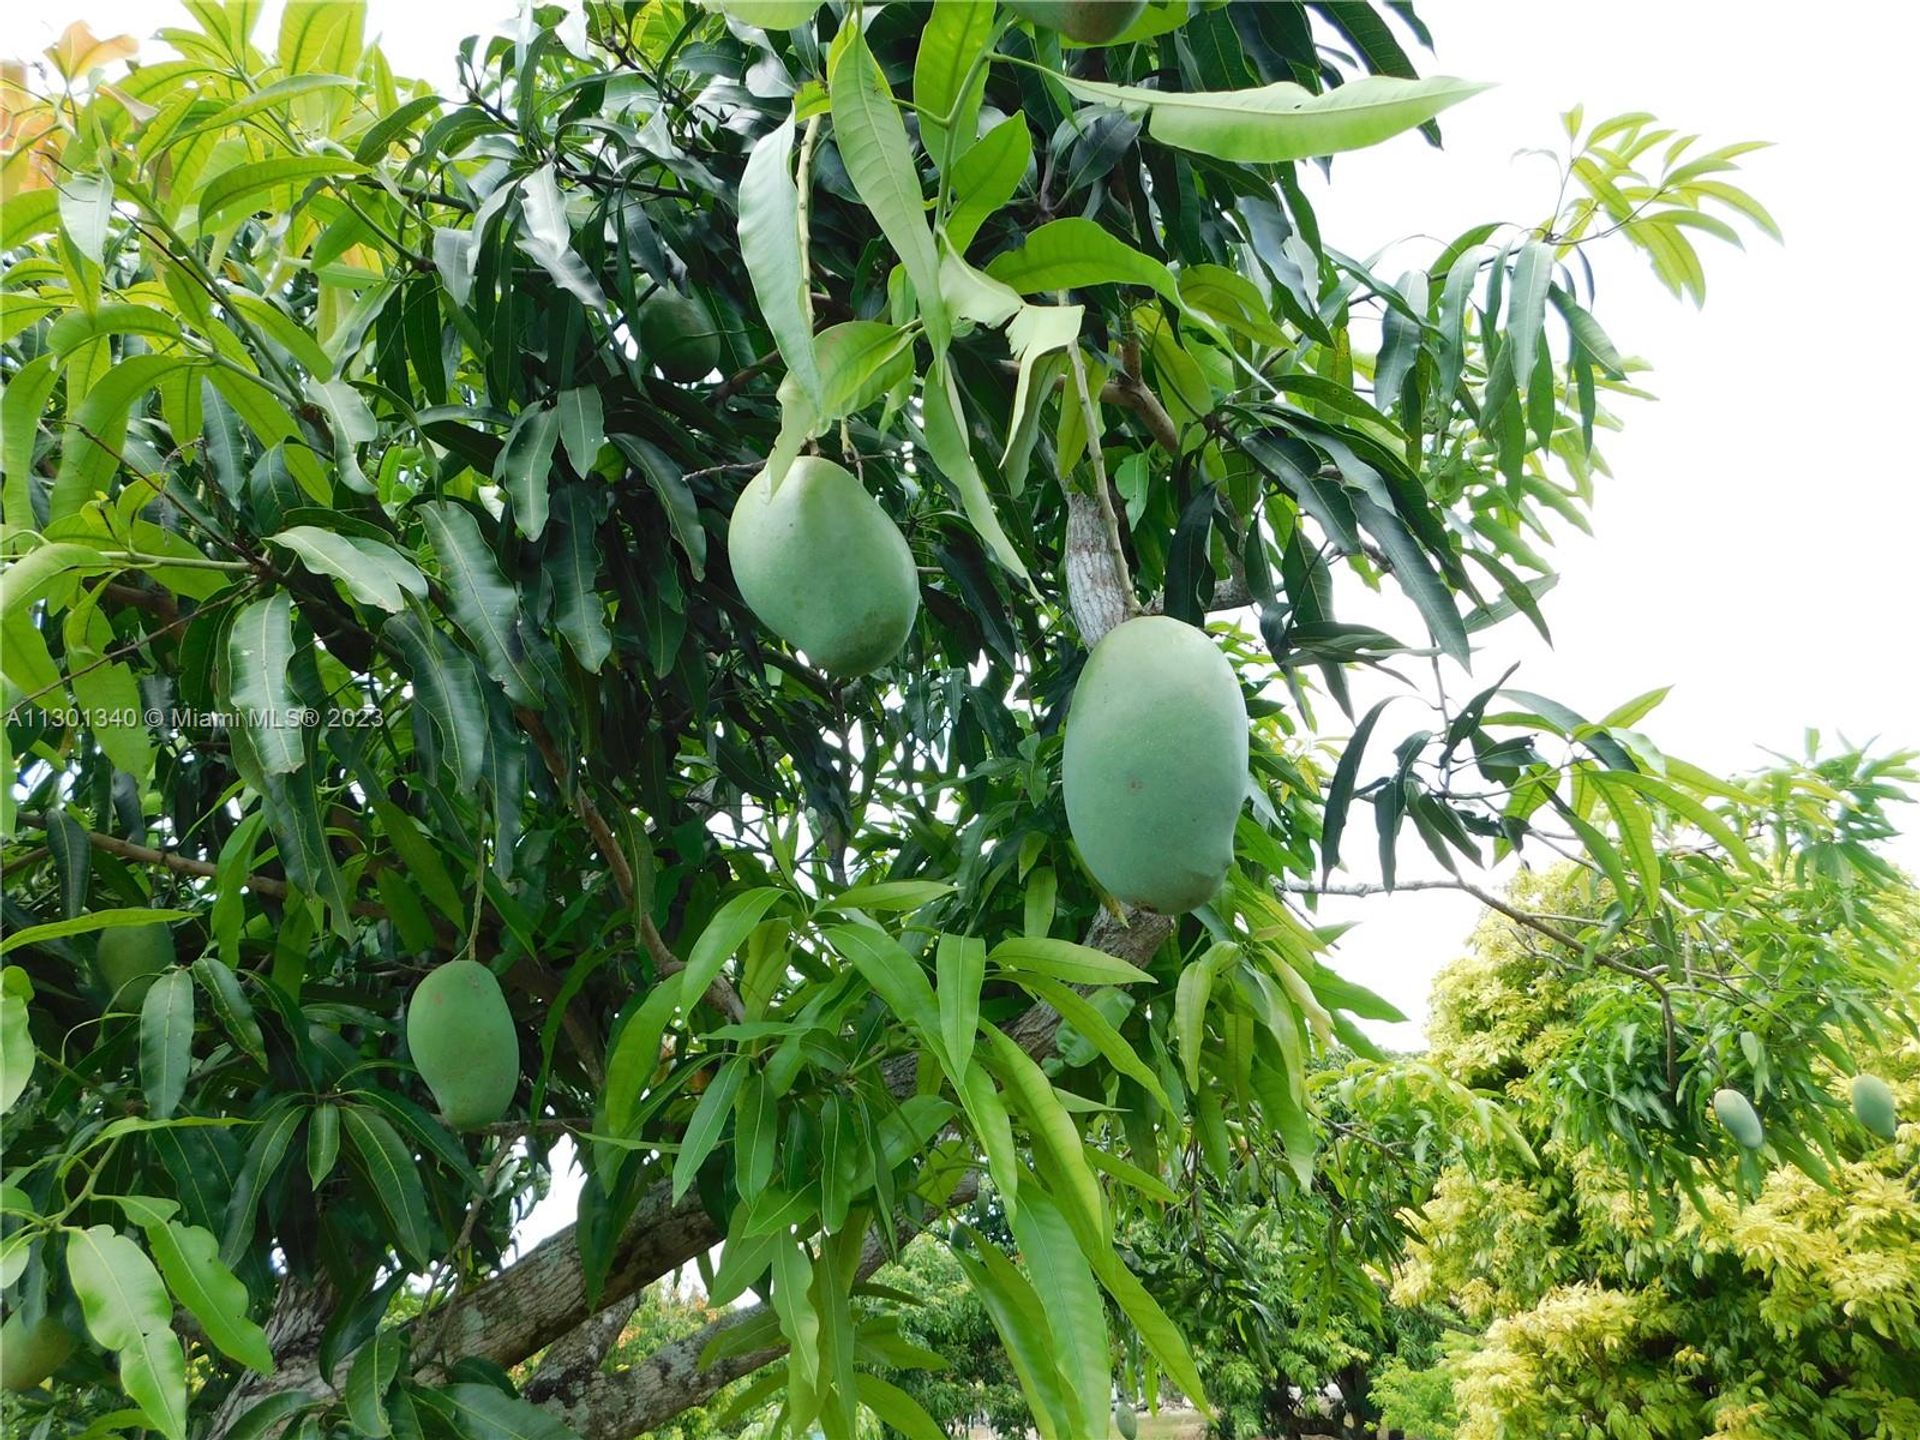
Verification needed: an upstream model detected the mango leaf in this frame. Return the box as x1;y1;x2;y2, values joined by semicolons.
341;1106;432;1267
0;908;196;958
980;1025;1104;1247
556;386;605;476
986;218;1178;302
139;970;194;1119
226;594;305;776
269;527;427;614
946;114;1033;254
516;165;607;310
672;1056;745;1201
67;1226;188;1440
496;401;561;540
418;501;553;706
914;0;995;173
58;172;113;264
1048;71;1488;164
936;933;985;1081
437;1383;578;1440
1007;1184;1109;1440
1;967;32;1113
198;157;366;228
988;936;1152;985
921;357;1027;581
830;29;948;351
548;485;613;672
146;1221;273;1374
953;1231;1078;1440
739;116;822;412
825;924;943;1053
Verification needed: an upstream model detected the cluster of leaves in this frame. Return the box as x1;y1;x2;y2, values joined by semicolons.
0;2;1816;1439
1380;813;1920;1440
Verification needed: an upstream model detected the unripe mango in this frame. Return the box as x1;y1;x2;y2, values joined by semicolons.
1852;1074;1898;1141
1007;0;1146;44
1114;1400;1138;1440
96;922;174;1005
1;1313;75;1391
1063;616;1248;914
727;457;919;675
1712;1087;1764;1150
406;961;519;1130
638;290;720;383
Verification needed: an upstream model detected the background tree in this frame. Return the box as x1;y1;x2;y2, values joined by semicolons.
0;4;1867;1440
1376;815;1920;1440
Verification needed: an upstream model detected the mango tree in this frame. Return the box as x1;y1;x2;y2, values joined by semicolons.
0;4;1852;1440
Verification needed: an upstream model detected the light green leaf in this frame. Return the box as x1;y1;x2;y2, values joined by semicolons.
1049;70;1488;164
820;879;955;913
146;1221;273;1374
1506;241;1554;414
740;116;822;413
0;909;196;957
1002;303;1081;471
58;173;113;265
1007;1183;1108;1440
1086;1242;1209;1417
936;933;985;1081
2;354;60;525
856;1374;949;1440
981;1025;1104;1246
1;966;33;1113
438;1383;578;1440
226;593;305;776
67;1225;188;1440
47;303;182;359
673;1056;746;1201
708;0;820;28
989;936;1153;985
198;157;366;228
1014;973;1170;1112
517;165;607;310
914;0;995;173
986;218;1178;301
830;29;948;352
953;1231;1077;1440
139;970;193;1119
946;114;1031;255
922;356;1027;580
682;888;788;1006
824;924;942;1053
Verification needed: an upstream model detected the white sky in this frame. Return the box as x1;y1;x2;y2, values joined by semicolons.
8;1;1917;1238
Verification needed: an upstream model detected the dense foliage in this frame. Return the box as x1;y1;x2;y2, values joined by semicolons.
1;4;1897;1440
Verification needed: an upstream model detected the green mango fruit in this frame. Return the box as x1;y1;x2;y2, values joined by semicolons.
637;289;721;383
1852;1073;1899;1141
1712;1087;1765;1150
406;961;519;1130
1007;0;1147;45
96;921;175;1005
727;457;920;675
1063;615;1248;914
1;1313;75;1391
1114;1400;1138;1440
